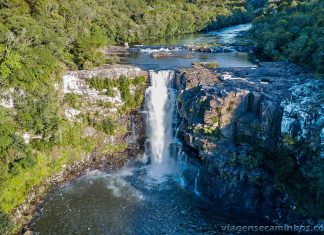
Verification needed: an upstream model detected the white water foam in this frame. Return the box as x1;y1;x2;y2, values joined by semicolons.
106;176;144;200
194;167;201;196
145;70;177;180
139;47;181;54
212;23;252;44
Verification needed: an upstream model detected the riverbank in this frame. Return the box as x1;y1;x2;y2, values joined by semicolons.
17;149;138;235
0;64;148;235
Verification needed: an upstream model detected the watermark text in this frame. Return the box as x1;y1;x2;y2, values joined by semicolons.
221;224;324;233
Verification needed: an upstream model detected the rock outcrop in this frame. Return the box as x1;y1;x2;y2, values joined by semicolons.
64;64;147;80
0;88;14;109
185;44;254;53
61;64;148;152
177;62;324;224
151;52;194;59
12;65;148;232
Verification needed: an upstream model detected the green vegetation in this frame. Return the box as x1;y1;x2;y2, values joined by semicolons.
203;126;216;136
206;0;268;29
92;118;116;135
0;0;262;233
63;94;83;109
283;134;296;145
87;77;114;92
250;0;324;73
230;142;324;219
0;0;240;71
0;121;102;234
86;75;147;112
248;0;324;217
205;62;220;69
0;210;12;234
269;147;324;218
192;61;220;69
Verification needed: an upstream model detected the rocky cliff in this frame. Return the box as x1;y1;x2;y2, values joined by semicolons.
177;62;324;224
61;64;148;155
11;65;148;233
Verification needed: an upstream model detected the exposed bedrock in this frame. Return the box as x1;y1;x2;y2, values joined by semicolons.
62;64;148;156
176;62;324;224
12;65;148;229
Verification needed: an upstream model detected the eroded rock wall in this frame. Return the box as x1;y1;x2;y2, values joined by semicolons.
61;65;148;156
12;65;148;230
177;62;324;223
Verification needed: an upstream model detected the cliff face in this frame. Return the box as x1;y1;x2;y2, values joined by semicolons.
11;65;148;231
61;64;148;157
177;62;324;223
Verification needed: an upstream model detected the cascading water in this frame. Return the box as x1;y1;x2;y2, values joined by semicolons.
145;70;178;179
30;24;262;235
194;167;201;196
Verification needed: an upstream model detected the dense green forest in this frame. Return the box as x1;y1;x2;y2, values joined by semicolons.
206;0;268;29
0;0;230;71
0;0;258;233
250;0;324;73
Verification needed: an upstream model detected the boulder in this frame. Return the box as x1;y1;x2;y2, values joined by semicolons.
24;230;33;235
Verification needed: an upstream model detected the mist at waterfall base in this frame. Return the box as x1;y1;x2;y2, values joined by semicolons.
31;71;262;234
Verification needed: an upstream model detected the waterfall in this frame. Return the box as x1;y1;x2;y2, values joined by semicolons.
145;70;177;179
194;168;201;196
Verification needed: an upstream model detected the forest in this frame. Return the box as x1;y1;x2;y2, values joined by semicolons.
250;0;324;74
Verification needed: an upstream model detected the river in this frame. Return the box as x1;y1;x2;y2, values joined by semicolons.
122;24;255;70
30;24;264;235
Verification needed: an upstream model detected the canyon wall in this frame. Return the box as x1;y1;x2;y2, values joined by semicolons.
177;62;324;224
11;65;148;231
61;64;148;157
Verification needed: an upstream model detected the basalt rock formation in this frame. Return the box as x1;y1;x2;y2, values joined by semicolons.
176;62;324;224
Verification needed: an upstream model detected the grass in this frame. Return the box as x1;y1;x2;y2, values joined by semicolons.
205;62;220;69
0;123;98;214
0;122;107;234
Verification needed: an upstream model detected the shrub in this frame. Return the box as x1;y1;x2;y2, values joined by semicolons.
206;62;220;69
0;210;12;235
64;94;82;109
133;76;147;86
93;118;116;135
